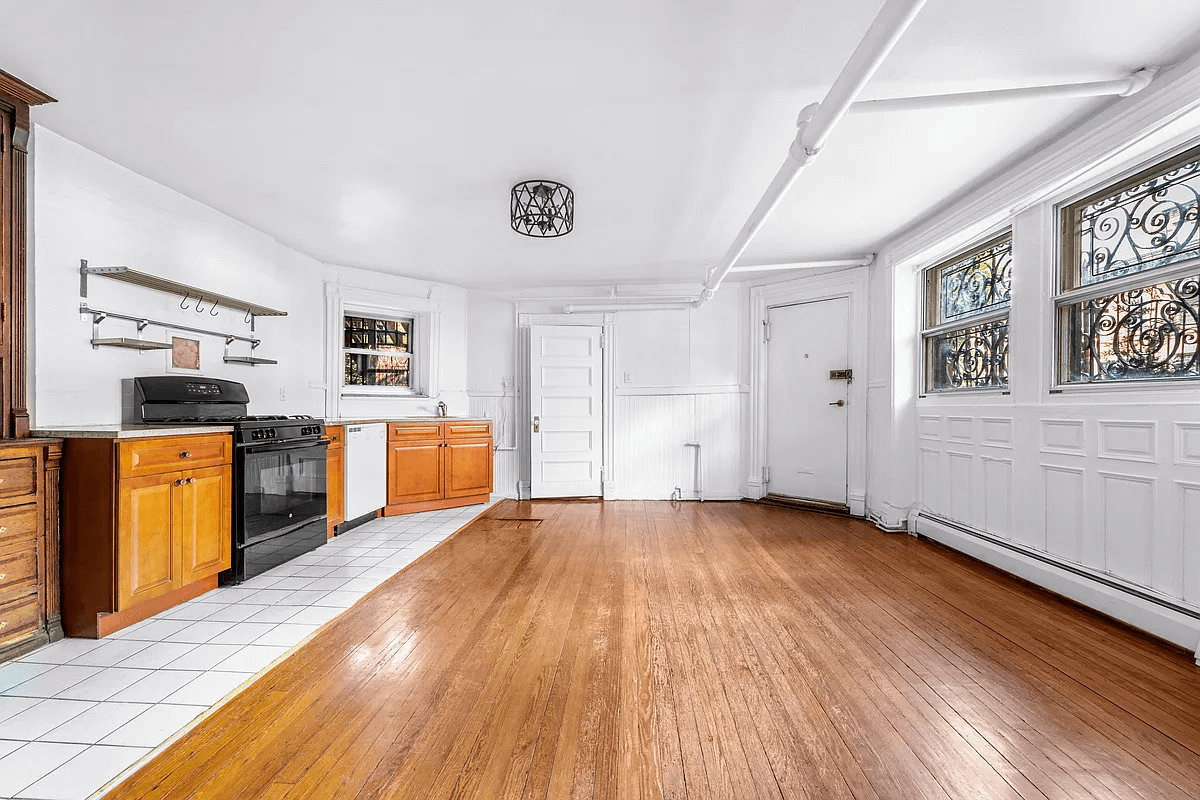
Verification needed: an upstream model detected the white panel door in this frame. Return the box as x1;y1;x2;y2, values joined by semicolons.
766;298;850;505
530;325;603;498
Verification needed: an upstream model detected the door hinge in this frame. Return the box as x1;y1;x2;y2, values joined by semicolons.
600;465;606;480
762;320;771;341
599;330;606;349
763;465;770;484
0;132;5;154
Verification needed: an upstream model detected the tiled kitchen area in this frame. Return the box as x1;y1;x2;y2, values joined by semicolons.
0;503;491;800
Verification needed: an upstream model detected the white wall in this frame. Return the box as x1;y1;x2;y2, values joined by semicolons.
465;285;749;500
866;59;1200;651
31;126;470;428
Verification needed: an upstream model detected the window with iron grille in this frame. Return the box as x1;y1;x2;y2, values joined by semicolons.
921;233;1012;393
1057;143;1200;386
343;313;416;390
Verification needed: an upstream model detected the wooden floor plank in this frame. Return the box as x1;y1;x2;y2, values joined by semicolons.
106;501;1200;800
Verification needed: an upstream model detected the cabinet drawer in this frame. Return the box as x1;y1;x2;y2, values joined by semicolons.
327;425;345;450
0;593;39;646
0;505;39;551
0;547;37;602
119;435;231;478
445;421;492;440
0;455;38;504
388;423;443;441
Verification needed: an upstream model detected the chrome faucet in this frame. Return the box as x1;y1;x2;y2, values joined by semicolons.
436;400;447;417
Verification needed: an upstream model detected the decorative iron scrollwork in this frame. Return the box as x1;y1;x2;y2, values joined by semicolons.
938;236;1012;323
1076;155;1200;286
928;320;1009;391
1067;275;1200;382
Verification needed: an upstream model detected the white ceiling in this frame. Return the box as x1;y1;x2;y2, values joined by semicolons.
6;1;1200;289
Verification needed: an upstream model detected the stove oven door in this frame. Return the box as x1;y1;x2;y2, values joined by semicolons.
226;439;329;583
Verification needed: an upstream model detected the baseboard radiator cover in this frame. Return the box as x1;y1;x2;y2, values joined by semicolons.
913;512;1200;662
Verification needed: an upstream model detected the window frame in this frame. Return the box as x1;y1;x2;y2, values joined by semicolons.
920;230;1014;396
340;307;421;397
1052;142;1200;390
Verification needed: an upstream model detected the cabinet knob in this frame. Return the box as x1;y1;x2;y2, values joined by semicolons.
180;451;193;459
189;477;197;484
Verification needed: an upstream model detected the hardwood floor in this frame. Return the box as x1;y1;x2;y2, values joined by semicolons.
108;500;1200;799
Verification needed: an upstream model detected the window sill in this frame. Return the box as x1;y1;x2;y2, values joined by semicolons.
340;389;426;399
1048;377;1200;397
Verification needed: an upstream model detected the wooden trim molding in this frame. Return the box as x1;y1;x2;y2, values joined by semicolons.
0;68;54;439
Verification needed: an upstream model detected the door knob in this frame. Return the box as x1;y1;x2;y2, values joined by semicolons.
532;416;540;433
830;400;846;407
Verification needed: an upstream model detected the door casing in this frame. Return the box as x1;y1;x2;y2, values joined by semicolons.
749;268;870;516
517;313;615;500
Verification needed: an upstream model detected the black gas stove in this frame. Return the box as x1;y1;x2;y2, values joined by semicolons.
127;376;330;584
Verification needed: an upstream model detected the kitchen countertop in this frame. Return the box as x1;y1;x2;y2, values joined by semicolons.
31;424;234;439
325;417;490;425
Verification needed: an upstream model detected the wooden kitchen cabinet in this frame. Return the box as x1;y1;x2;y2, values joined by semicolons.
326;425;344;538
0;440;64;664
62;433;233;638
384;420;493;516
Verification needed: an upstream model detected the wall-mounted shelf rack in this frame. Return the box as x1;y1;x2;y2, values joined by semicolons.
223;355;278;366
81;303;275;366
79;259;287;329
91;337;173;351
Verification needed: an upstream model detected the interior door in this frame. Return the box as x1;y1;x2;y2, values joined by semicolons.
766;297;850;506
529;325;603;498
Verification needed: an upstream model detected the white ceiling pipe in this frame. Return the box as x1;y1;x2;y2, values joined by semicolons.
728;254;875;273
849;67;1158;115
564;302;696;314
695;0;927;308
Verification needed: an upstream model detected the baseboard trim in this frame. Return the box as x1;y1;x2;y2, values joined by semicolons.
914;512;1200;656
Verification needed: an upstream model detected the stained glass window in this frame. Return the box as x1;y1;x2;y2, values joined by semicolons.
922;233;1012;393
1059;144;1200;385
344;314;415;389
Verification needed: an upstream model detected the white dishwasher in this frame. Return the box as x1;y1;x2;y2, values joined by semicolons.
344;423;387;521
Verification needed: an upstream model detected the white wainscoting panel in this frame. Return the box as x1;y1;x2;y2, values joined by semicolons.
918;415;941;440
1100;472;1156;588
1182;482;1200;607
1175;423;1200;467
946;417;974;444
613;391;744;500
919;448;940;511
980;417;1014;449
1043;465;1085;563
1041;419;1086;455
1098;421;1157;463
946;451;974;527
982;456;1012;539
469;393;520;498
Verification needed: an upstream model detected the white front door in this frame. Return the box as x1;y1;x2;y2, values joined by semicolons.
530;325;603;498
766;297;850;505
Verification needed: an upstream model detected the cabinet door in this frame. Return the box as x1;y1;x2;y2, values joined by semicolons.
388;440;444;505
117;473;180;610
327;446;345;535
444;439;493;499
178;465;231;585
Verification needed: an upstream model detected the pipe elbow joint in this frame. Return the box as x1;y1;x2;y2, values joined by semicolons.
1121;66;1159;97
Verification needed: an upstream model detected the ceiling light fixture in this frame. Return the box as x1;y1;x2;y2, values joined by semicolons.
511;180;573;237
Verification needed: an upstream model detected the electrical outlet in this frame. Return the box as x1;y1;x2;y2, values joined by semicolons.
623;371;632;383
502;375;513;388
279;386;287;401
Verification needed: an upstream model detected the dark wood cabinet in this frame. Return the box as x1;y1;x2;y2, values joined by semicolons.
0;440;64;662
384;420;492;516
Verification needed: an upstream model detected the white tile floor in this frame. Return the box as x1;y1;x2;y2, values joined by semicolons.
0;502;491;800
